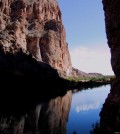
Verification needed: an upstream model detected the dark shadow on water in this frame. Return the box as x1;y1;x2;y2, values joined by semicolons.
0;90;72;134
0;83;110;134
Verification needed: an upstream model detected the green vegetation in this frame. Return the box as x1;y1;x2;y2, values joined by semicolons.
62;75;116;89
67;75;115;83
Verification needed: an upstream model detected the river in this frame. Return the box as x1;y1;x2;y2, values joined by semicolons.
67;84;110;134
0;85;110;134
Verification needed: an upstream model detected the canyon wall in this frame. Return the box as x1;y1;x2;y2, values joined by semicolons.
99;0;120;133
0;0;72;76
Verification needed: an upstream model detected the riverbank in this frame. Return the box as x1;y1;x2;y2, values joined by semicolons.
64;75;114;89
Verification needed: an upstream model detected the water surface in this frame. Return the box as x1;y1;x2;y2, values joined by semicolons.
0;85;110;134
67;85;110;134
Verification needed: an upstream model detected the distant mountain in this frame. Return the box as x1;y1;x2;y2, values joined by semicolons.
88;73;103;77
72;67;103;78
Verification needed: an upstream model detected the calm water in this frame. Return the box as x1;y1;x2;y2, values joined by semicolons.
0;85;110;134
67;85;110;134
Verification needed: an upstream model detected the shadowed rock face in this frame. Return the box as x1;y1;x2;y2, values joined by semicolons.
98;1;120;133
0;91;72;134
0;0;72;76
102;0;120;77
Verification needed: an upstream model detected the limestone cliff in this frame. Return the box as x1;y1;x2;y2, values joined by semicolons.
0;0;72;76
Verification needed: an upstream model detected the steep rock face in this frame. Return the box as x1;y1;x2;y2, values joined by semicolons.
0;0;72;76
99;1;120;133
102;0;120;77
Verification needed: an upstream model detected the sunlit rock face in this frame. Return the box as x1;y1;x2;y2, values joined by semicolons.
0;91;72;134
99;1;120;133
0;0;72;76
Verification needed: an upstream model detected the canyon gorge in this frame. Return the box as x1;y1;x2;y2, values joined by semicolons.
0;0;120;133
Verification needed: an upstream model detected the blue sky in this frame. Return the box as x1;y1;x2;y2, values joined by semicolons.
57;0;114;75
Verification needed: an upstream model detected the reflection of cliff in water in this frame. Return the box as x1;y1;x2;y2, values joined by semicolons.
90;84;120;134
0;91;72;134
99;82;120;133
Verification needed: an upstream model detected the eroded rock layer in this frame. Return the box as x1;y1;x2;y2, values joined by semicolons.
0;0;72;76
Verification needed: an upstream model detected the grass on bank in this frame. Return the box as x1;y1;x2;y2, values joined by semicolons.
67;75;115;83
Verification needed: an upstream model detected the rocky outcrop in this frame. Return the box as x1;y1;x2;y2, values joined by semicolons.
0;0;72;76
97;1;120;133
72;67;103;78
88;73;103;77
0;91;72;134
72;67;90;78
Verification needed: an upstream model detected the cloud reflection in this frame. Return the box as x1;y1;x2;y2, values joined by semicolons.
76;102;100;112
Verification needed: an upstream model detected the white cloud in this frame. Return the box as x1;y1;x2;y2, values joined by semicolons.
76;102;100;112
70;44;114;75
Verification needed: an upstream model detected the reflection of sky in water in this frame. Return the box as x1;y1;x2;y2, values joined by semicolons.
67;85;110;134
